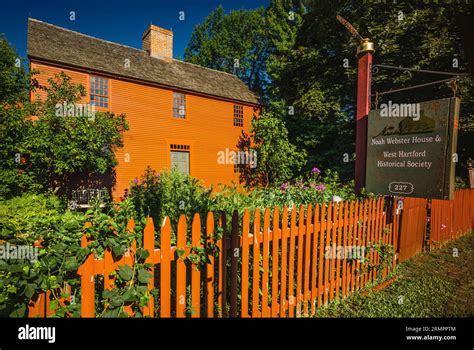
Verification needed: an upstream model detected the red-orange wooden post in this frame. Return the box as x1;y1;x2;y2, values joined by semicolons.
303;204;312;316
103;248;114;290
123;219;136;317
206;212;215;318
329;203;337;302
241;210;250;318
230;210;239;317
347;201;355;294
261;209;271;317
160;216;172;317
271;207;280;317
191;214;202;318
341;201;349;299
143;217;155;317
311;204;320;314
252;209;261;317
28;292;45;317
323;204;332;305
355;39;375;193
334;202;343;300
79;231;95;318
280;206;289;316
317;204;326;307
218;213;227;317
355;200;363;291
176;215;187;318
288;208;297;317
296;205;305;316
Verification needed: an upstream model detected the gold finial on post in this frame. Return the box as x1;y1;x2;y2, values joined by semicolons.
356;38;375;58
336;15;375;58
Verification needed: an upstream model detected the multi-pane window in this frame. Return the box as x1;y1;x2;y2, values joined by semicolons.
90;76;109;108
170;144;190;175
173;93;186;119
234;105;243;127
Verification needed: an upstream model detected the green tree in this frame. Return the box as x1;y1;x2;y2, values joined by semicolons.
277;1;473;180
0;37;36;198
186;1;473;183
0;36;29;103
184;5;269;98
238;110;306;187
265;0;307;101
26;72;129;195
0;40;129;199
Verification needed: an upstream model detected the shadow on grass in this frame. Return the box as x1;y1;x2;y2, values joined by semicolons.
313;232;474;318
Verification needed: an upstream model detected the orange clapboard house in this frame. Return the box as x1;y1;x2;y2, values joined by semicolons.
27;18;260;199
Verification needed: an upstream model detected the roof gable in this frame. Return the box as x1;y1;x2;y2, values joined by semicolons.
27;18;259;105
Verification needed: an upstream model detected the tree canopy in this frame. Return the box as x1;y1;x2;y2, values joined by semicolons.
0;38;129;199
185;0;474;184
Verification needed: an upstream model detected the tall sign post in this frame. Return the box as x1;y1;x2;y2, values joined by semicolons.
355;39;375;193
336;15;375;194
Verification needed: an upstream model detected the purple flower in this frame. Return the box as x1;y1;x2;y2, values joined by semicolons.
280;182;289;191
311;167;321;174
133;178;139;184
315;184;326;192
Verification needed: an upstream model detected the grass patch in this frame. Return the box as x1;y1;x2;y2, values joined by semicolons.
313;232;474;317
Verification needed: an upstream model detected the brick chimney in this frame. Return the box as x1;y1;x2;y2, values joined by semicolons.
142;24;173;61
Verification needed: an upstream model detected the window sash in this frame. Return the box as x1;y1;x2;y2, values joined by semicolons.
173;93;186;119
234;105;243;127
90;76;109;108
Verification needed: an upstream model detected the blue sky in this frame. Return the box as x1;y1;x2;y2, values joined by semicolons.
0;0;269;60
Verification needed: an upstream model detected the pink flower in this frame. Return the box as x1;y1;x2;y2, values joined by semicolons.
311;167;321;174
133;178;139;184
280;182;289;191
441;224;446;230
315;184;326;192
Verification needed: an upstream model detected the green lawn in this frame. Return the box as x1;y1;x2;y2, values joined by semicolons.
314;232;474;317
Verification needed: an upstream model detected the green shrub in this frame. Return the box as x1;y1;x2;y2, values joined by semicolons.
129;167;214;233
0;194;86;317
128;166;362;231
0;194;152;317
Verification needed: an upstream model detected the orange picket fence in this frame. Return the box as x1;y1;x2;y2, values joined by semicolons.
29;197;400;317
28;189;474;318
397;197;428;262
430;188;474;248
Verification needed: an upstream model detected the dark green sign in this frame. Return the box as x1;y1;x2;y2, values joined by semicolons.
366;97;460;200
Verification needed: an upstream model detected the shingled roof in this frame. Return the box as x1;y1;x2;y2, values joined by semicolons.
27;18;259;105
